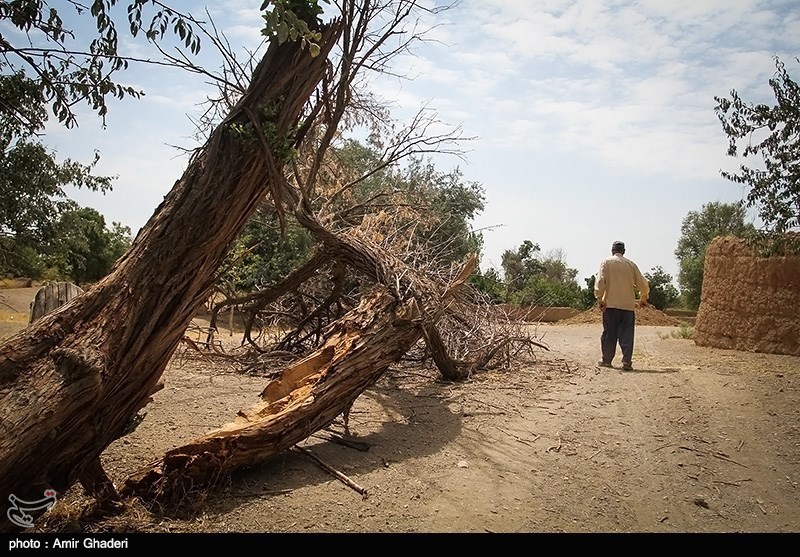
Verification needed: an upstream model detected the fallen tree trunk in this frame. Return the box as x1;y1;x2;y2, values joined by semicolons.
0;18;343;532
122;248;477;509
122;288;422;508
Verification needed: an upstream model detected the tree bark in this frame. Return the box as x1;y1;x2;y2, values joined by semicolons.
0;20;343;532
424;324;470;381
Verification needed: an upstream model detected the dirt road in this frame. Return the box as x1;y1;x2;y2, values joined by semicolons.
24;320;796;534
2;284;798;533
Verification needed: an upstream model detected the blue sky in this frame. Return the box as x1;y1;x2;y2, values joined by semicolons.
39;0;800;285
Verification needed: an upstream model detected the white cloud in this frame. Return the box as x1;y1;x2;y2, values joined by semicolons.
27;0;800;285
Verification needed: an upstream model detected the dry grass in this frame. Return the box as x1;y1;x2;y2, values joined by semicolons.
0;288;33;341
0;310;26;322
0;278;34;289
33;496;167;534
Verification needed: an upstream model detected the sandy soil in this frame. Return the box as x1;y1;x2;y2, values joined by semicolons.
2;287;798;533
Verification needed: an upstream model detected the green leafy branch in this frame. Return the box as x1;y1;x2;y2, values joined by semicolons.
260;0;329;57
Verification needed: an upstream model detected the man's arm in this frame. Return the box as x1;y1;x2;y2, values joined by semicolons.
594;261;606;308
634;264;650;306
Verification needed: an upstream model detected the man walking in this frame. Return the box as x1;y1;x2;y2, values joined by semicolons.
594;240;649;371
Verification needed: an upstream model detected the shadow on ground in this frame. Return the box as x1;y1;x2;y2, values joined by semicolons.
165;370;466;519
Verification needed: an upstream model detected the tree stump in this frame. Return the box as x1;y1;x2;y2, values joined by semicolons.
28;282;85;324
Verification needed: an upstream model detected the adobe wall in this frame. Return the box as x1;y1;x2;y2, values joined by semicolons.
496;304;580;322
694;236;800;356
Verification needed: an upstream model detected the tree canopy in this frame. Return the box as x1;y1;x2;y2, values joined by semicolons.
0;1;210;280
674;201;755;309
499;242;588;308
644;266;679;311
715;56;800;234
0;72;115;278
0;0;203;130
501;240;543;296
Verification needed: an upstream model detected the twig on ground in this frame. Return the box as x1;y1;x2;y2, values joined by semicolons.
227;489;292;498
712;451;748;468
563;361;575;374
678;446;748;468
475;398;522;417
292;446;368;499
547;434;562;453
491;425;538;446
654;443;676;452
712;478;751;487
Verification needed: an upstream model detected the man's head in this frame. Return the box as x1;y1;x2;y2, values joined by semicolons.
612;240;625;255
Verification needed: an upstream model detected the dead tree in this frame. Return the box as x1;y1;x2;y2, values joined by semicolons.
0;16;344;532
1;0;537;528
123;289;422;507
0;0;478;529
122;248;477;508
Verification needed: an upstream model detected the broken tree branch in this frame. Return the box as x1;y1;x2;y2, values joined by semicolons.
292;445;368;498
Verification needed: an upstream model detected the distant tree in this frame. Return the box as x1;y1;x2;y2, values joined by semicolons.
674;201;755;309
715;56;800;233
309;140;484;269
405;160;485;266
0;73;114;278
501;245;583;307
48;207;131;284
223;207;315;291
510;275;581;308
500;240;543;297
468;267;505;303
644;266;679;311
579;275;596;310
538;248;579;286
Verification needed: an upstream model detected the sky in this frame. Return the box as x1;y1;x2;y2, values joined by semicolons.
34;0;800;285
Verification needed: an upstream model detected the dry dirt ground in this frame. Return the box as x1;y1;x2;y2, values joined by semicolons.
2;287;799;534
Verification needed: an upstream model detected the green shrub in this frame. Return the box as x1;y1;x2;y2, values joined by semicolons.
658;323;694;340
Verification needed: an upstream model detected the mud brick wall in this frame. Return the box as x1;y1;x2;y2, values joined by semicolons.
694;236;800;356
497;304;580;322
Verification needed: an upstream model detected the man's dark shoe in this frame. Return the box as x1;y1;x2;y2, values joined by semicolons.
622;362;633;371
597;360;613;368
